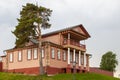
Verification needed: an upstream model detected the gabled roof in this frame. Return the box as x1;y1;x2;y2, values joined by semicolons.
42;24;91;38
0;55;6;57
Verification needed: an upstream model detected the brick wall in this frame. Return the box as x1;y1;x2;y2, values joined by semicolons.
90;67;113;76
8;67;39;75
0;62;2;72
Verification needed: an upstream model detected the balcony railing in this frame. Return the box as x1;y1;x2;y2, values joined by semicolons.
63;39;86;49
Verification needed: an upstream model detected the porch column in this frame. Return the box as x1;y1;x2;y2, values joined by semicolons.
86;55;89;71
81;52;84;69
73;49;76;62
67;47;71;73
68;48;70;65
79;51;81;66
84;52;86;67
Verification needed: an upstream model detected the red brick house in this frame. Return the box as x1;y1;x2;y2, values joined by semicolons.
1;24;91;75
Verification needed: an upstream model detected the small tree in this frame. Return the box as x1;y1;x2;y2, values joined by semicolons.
100;51;118;72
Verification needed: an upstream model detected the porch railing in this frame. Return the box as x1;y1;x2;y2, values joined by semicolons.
63;39;86;49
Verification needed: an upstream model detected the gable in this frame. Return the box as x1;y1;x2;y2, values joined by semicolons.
72;25;90;38
72;26;86;35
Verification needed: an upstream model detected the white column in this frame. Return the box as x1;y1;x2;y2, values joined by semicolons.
73;49;76;62
79;51;81;66
68;48;70;64
84;52;86;67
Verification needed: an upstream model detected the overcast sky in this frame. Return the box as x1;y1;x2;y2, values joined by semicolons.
0;0;120;72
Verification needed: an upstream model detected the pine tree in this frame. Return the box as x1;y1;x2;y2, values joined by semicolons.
12;3;52;75
13;3;52;48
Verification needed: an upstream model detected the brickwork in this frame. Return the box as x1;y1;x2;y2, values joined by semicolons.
8;67;39;75
2;25;91;75
90;67;113;76
0;62;2;72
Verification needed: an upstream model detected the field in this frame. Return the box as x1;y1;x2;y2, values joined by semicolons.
0;72;119;80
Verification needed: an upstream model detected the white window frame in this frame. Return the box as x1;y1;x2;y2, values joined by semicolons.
18;51;22;61
33;48;38;59
9;53;13;62
27;49;32;60
42;48;44;58
51;48;55;58
63;51;66;61
57;49;61;59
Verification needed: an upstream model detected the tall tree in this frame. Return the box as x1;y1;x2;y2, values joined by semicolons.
100;51;118;72
12;3;52;75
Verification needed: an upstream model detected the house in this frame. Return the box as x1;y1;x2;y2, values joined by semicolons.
1;24;91;75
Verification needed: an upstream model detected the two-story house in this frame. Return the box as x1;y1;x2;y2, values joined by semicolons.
1;24;91;75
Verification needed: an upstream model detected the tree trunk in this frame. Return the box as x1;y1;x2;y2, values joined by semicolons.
38;26;44;75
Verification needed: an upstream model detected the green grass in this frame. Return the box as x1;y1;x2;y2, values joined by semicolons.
0;72;119;80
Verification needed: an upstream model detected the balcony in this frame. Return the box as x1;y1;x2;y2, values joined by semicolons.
63;39;86;49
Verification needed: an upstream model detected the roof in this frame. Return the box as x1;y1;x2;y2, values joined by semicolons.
0;55;6;57
5;41;63;52
42;24;91;38
5;24;91;52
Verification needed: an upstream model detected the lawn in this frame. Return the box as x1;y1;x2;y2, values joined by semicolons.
0;72;119;80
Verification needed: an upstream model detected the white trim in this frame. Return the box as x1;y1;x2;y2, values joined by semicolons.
57;49;61;59
9;53;13;62
63;50;66;60
27;49;31;60
51;48;55;58
84;52;86;67
68;48;70;64
79;51;81;66
18;51;22;61
42;48;44;58
33;48;38;59
73;49;76;62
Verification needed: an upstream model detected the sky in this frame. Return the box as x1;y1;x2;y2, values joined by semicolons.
0;0;120;73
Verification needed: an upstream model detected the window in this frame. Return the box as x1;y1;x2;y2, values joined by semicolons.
33;48;38;59
63;51;66;61
57;49;61;60
27;49;32;60
42;48;44;58
51;48;55;58
75;54;79;63
81;54;84;65
70;52;73;62
18;51;22;61
9;53;13;62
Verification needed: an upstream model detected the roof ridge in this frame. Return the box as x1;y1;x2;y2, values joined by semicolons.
42;24;82;36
